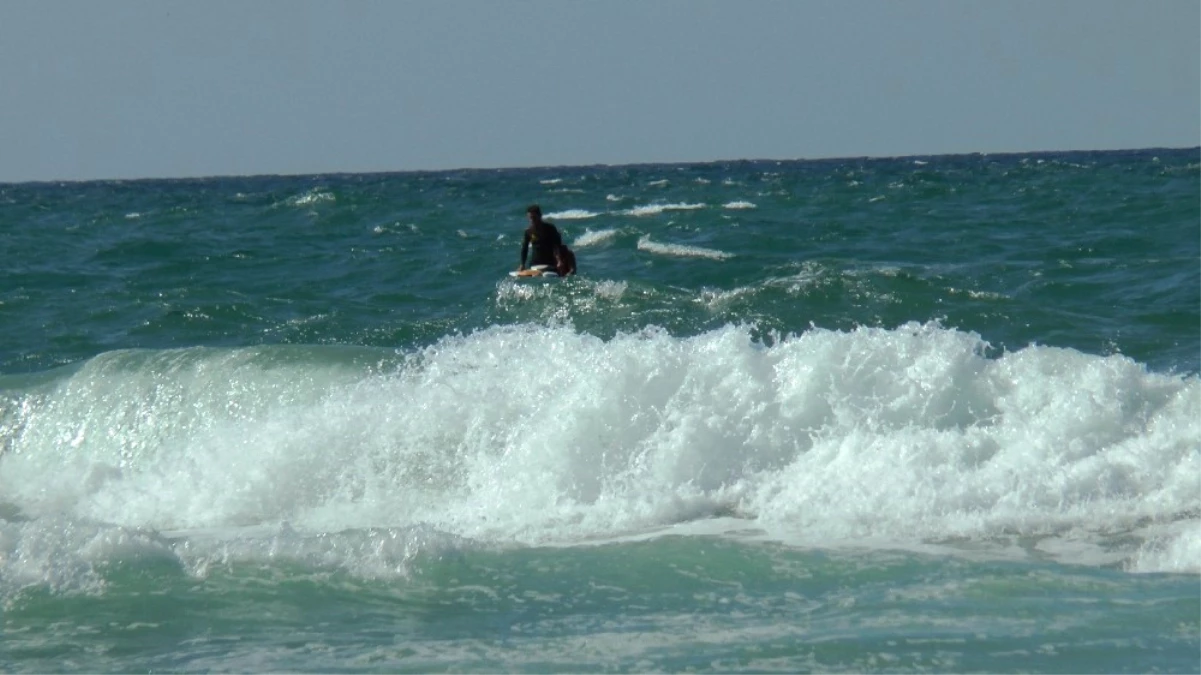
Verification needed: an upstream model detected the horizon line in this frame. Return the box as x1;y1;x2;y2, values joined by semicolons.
3;144;1198;187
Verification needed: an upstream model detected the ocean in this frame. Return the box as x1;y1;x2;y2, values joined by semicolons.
1;148;1198;673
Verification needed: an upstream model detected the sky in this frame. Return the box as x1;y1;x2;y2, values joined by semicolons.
1;0;1198;182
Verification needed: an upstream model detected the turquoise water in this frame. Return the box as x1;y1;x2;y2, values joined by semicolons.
1;148;1199;672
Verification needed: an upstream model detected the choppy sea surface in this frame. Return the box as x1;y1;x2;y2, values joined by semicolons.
1;148;1199;673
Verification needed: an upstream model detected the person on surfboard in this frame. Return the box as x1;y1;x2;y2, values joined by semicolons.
518;204;564;273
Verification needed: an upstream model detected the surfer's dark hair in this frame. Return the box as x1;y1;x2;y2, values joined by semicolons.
527;204;542;215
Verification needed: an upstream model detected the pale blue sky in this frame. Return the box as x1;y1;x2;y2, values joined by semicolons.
1;0;1197;182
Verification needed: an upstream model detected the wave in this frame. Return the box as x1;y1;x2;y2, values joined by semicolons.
278;188;335;208
572;228;620;247
622;202;707;217
1;323;1197;583
637;235;734;260
546;209;600;220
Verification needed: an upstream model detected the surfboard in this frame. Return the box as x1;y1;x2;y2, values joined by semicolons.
509;265;559;278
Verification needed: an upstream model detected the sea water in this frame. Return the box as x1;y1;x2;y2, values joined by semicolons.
1;149;1198;672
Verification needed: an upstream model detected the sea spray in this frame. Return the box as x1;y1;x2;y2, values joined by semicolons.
3;323;1195;573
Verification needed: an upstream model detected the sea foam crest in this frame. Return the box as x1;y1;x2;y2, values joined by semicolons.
284;188;335;207
623;203;707;217
546;209;599;220
573;228;619;247
637;235;733;260
1;323;1197;574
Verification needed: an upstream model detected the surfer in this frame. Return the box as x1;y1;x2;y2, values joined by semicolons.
518;204;564;272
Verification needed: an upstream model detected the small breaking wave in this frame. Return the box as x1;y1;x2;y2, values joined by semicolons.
623;203;707;217
637;235;733;260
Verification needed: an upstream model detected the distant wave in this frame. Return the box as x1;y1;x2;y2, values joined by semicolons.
283;188;335;207
722;201;757;210
547;209;599;220
622;202;707;217
637;235;733;260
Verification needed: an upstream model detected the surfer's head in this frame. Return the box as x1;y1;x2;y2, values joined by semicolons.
527;204;544;226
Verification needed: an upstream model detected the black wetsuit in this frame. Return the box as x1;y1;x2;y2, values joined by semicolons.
521;222;563;269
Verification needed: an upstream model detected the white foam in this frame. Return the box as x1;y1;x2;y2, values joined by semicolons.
283;189;334;207
585;280;629;301
573;228;619;248
546;209;599;220
723;201;757;210
1;323;1196;575
637;235;733;260
622;203;707;217
1129;521;1201;574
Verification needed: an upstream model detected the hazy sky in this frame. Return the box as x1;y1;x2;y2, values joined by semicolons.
1;0;1197;182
